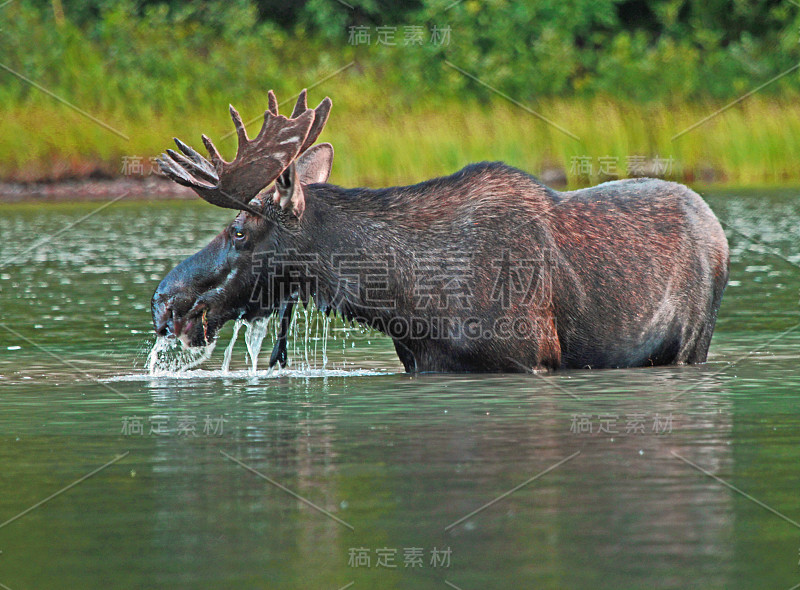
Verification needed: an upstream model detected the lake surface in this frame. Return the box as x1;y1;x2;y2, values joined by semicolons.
1;188;799;589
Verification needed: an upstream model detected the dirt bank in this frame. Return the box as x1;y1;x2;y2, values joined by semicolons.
0;176;195;203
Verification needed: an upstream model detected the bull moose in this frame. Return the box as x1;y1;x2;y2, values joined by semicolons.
152;90;729;373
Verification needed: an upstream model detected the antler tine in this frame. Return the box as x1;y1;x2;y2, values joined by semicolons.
256;89;329;152
229;105;249;146
299;96;332;153
157;153;214;189
173;138;217;178
167;146;218;184
291;89;308;119
201;134;224;169
268;90;279;116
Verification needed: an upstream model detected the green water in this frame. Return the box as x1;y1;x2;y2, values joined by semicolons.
0;189;799;589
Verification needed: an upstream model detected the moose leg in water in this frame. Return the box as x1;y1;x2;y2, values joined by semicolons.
268;299;295;369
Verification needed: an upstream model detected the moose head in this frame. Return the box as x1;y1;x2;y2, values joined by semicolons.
151;90;334;354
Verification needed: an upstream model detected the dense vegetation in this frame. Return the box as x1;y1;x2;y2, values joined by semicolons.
1;0;798;185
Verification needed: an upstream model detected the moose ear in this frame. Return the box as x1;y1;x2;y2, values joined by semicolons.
295;143;334;185
274;162;305;220
272;143;333;222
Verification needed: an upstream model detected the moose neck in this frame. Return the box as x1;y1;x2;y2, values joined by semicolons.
274;183;412;334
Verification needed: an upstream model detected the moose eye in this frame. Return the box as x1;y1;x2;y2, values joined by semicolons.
231;228;248;246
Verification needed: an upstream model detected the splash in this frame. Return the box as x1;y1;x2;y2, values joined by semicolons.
147;336;216;376
112;366;386;382
142;303;372;377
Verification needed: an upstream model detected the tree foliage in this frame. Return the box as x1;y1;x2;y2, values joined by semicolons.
3;0;798;105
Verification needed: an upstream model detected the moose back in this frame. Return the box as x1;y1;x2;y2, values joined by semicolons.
152;90;729;373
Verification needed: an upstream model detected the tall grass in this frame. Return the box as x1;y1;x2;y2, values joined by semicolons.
2;92;798;188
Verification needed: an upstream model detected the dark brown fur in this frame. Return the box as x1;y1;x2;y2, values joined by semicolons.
153;162;729;373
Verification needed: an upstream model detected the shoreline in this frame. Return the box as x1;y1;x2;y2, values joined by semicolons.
0;176;196;203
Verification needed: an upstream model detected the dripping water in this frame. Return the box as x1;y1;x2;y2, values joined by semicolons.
142;302;364;377
243;316;271;374
302;304;311;370
321;314;330;369
313;311;319;368
221;319;244;373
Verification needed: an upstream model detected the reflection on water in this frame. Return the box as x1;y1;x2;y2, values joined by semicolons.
0;190;799;589
109;367;387;381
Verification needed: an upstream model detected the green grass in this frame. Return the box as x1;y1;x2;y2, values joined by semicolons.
2;90;799;188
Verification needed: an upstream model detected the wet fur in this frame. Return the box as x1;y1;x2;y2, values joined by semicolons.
270;162;729;372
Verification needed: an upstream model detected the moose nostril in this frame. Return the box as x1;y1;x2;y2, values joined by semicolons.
155;316;171;336
153;302;173;337
155;316;171;337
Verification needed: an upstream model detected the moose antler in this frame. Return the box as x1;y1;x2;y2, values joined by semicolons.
157;89;332;215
